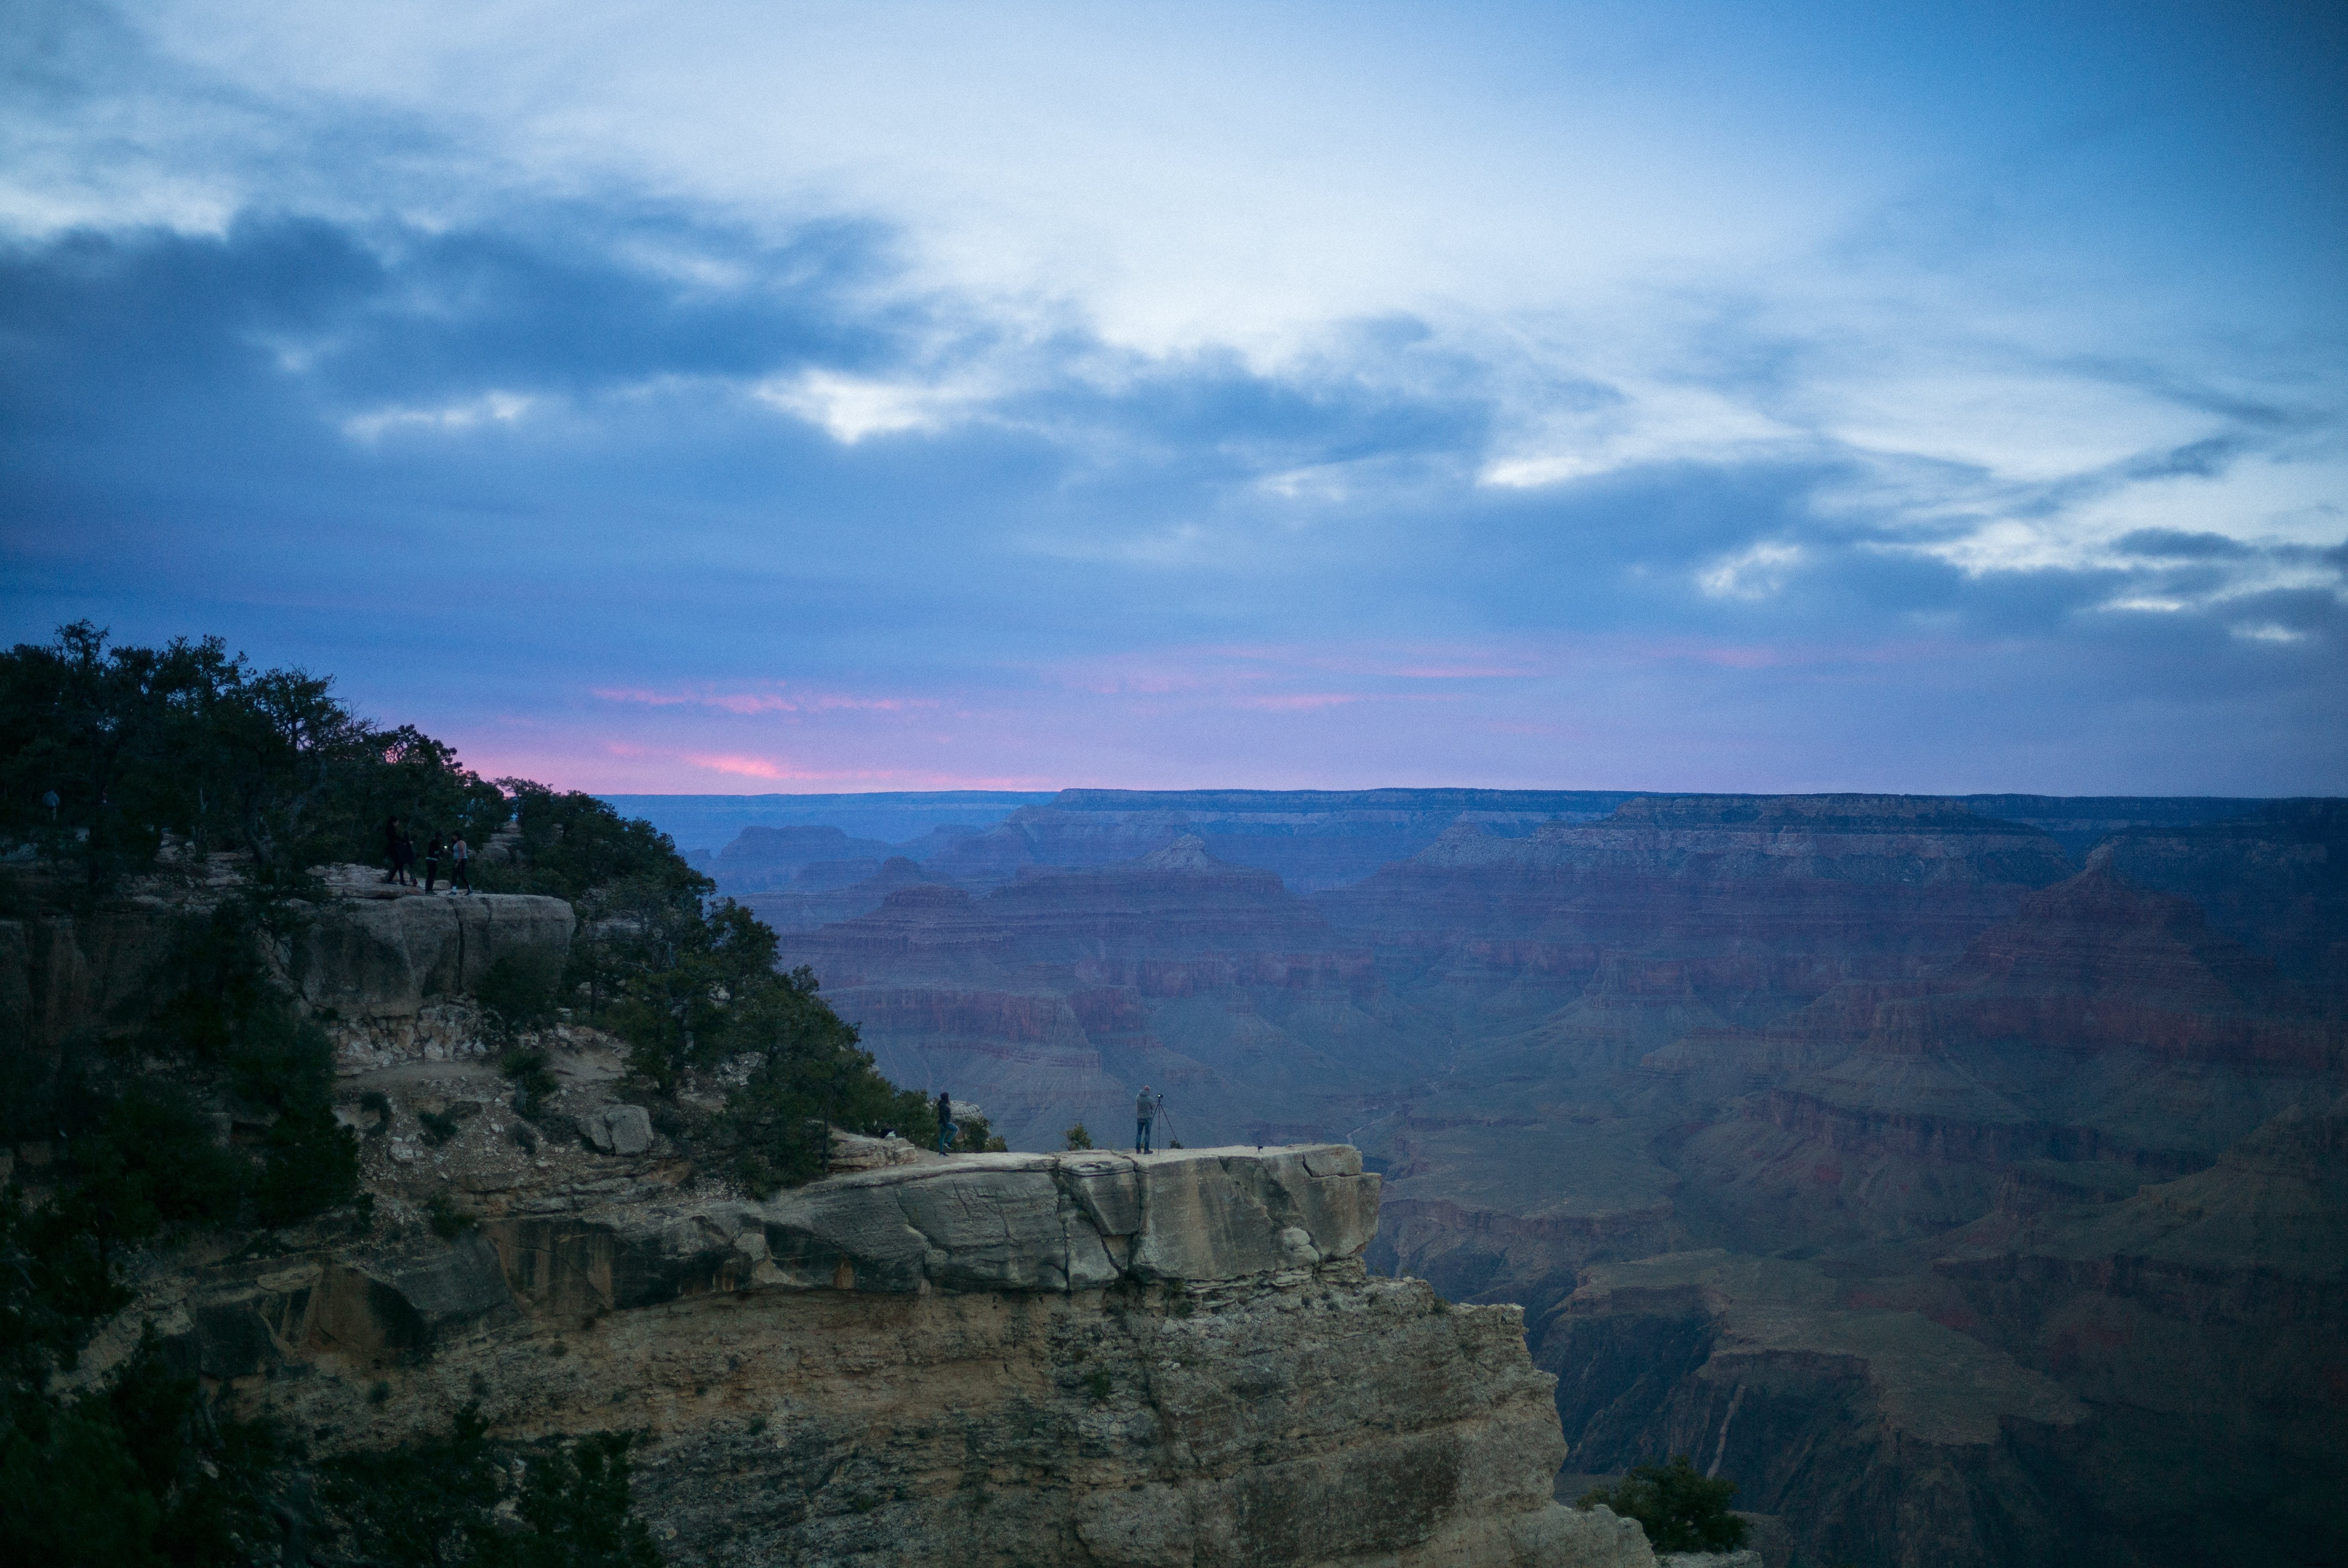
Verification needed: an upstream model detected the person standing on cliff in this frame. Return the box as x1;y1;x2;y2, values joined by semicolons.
936;1090;958;1155
1135;1086;1160;1154
449;831;472;894
382;815;404;883
423;832;445;893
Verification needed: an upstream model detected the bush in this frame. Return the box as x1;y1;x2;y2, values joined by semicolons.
1576;1453;1748;1553
500;1050;559;1120
323;1404;659;1568
475;951;561;1039
951;1113;1008;1155
424;1193;477;1240
721;969;940;1196
1064;1122;1093;1151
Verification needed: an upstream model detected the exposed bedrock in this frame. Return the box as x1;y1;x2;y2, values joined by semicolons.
0;865;573;1070
1541;1251;2093;1568
117;1146;1659;1568
2086;799;2348;999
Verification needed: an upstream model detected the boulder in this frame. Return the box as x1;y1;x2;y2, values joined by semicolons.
752;1144;1378;1295
578;1104;654;1156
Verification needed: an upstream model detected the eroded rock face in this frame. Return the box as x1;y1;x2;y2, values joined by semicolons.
0;863;573;1070
288;873;576;1028
119;1145;1654;1568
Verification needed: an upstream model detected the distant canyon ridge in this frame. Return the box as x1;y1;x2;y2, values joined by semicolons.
623;786;2346;1568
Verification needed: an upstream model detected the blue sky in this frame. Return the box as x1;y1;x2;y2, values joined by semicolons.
4;0;2343;794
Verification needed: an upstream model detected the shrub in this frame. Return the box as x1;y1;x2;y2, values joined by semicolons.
951;1113;1008;1154
1064;1122;1094;1151
1576;1453;1749;1553
500;1049;559;1119
323;1404;659;1568
424;1193;477;1240
476;950;561;1039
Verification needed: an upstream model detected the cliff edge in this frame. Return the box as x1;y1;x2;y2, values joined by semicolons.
102;1143;1657;1568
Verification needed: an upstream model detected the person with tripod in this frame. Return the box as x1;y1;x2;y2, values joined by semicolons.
1135;1086;1162;1154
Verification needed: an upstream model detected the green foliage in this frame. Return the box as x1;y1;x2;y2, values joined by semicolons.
721;967;940;1196
418;1109;461;1147
489;1431;661;1568
425;1193;478;1240
952;1112;1008;1154
476;949;562;1044
500;1049;559;1119
477;782;702;906
1575;1453;1749;1553
323;1404;659;1568
0;1185;130;1388
1064;1121;1094;1151
0;1329;293;1568
0;623;508;896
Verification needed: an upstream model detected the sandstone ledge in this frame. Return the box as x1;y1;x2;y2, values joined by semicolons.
487;1144;1383;1324
127;1144;1655;1567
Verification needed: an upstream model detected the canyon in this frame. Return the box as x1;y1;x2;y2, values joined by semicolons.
720;788;2346;1568
6;784;2339;1565
1;857;1690;1568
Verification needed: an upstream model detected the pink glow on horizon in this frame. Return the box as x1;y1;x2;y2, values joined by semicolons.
415;626;2002;797
594;685;933;715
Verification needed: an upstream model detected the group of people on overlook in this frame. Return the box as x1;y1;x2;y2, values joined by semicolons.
927;1085;1167;1156
379;815;474;893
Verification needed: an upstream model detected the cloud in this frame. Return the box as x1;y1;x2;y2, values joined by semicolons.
1;2;2343;794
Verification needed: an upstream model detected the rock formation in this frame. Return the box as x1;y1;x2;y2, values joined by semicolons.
96;1128;1661;1568
754;791;2339;1565
0;860;573;1070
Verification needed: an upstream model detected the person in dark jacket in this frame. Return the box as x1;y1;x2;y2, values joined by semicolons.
936;1090;958;1155
1135;1086;1159;1154
424;833;445;893
382;816;404;883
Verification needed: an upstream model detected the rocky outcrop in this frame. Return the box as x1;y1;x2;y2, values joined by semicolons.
0;862;572;1069
1541;1251;2089;1568
291;870;575;1043
112;1143;1658;1568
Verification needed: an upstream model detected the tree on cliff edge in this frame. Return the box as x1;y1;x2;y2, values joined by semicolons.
1577;1453;1750;1553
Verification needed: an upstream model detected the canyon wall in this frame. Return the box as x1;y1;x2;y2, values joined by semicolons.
0;861;573;1070
96;1134;1660;1568
762;790;2345;1567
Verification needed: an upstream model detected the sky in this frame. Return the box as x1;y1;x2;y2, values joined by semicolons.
4;0;2344;796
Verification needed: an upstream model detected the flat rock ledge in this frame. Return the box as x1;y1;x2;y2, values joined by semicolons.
126;1146;1666;1568
756;1143;1381;1293
486;1144;1383;1322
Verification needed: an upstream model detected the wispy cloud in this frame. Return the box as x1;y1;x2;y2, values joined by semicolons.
0;2;2341;794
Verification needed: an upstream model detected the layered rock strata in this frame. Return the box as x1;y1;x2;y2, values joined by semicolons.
0;862;573;1070
112;1145;1658;1568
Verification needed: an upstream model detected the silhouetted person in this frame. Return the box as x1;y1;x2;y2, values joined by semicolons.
424;833;445;893
1135;1086;1160;1154
398;828;418;887
382;816;404;883
449;832;471;893
936;1090;958;1155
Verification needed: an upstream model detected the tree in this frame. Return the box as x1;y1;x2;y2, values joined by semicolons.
1576;1453;1749;1553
